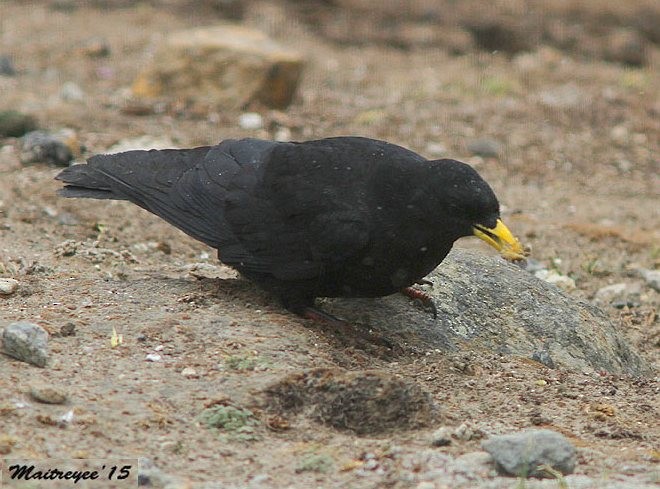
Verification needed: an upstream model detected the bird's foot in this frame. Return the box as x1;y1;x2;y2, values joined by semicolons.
300;306;396;353
401;287;437;318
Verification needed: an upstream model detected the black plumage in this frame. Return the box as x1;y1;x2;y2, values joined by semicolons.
56;137;524;315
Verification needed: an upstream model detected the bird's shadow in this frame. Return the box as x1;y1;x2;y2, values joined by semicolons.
133;273;440;360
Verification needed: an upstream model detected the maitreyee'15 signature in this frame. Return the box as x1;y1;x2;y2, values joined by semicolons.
6;463;133;483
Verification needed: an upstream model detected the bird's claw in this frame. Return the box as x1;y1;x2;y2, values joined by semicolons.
401;287;437;319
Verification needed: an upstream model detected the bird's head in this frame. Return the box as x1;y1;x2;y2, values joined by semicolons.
429;159;526;262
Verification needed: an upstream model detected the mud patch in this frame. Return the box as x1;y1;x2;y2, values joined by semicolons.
262;367;435;435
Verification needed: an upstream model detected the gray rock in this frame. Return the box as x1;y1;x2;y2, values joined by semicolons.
324;249;650;375
481;429;576;478
594;282;643;306
2;322;49;367
132;24;305;109
19;130;74;166
0;278;19;296
638;269;660;292
467;138;501;158
0;55;15;76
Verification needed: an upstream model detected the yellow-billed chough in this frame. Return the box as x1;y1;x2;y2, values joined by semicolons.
56;137;524;318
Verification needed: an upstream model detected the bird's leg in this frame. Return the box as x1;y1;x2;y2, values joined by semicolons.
301;306;347;325
300;306;395;352
401;287;437;318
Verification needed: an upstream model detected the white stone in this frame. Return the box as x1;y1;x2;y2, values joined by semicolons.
534;269;576;291
181;367;197;377
0;278;18;295
238;112;264;130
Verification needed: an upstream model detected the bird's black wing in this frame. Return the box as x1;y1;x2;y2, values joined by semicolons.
223;137;424;281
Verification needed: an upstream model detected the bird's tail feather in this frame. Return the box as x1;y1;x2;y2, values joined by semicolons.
56;163;127;200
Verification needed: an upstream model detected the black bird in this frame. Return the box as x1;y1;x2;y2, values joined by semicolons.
56;137;524;319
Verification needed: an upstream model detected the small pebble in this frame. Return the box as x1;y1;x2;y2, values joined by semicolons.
60;81;85;102
30;384;68;404
2;322;49;367
612;298;640;309
609;124;629;144
59;409;75;425
79;37;111;58
60;322;76;337
638;269;660;292
431;427;452;447
454;422;479;441
0;55;15;76
467;138;501;158
274;126;291;141
534;269;576;291
594;282;642;305
425;142;447;157
0;278;19;296
181;367;198;378
146;353;161;362
238;112;264;130
481;429;576;478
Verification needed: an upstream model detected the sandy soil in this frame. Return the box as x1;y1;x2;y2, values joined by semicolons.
0;1;658;488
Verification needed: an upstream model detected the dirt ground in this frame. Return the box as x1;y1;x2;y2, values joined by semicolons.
0;1;658;488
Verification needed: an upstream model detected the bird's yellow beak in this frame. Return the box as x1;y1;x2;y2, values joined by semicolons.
473;219;526;261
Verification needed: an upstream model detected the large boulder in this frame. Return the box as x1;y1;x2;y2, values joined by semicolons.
132;25;305;109
323;249;650;376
